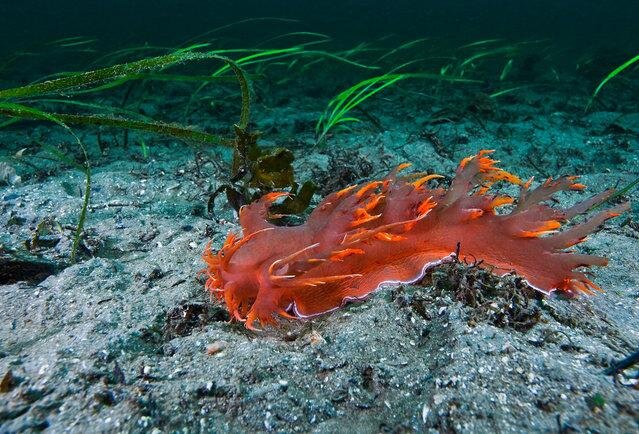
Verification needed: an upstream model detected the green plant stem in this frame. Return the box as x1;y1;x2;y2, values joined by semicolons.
0;107;228;145
0;51;251;130
0;51;234;98
71;148;91;263
0;102;92;262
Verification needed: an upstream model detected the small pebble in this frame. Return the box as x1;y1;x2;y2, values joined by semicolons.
308;330;326;346
206;341;227;355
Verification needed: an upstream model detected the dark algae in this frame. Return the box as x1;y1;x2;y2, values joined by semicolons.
0;1;638;432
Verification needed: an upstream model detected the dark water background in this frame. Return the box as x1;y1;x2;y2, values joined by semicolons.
1;0;638;60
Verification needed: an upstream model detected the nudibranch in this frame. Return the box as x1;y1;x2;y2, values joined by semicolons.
202;150;628;330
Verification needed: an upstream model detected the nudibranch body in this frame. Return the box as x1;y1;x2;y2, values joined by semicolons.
203;150;628;329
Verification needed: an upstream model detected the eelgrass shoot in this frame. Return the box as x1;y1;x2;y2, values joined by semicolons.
0;49;252;261
315;71;480;144
0;102;91;262
0;49;251;137
442;39;546;80
586;53;639;111
184;40;380;116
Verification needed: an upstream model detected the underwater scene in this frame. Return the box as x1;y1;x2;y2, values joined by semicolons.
1;1;638;432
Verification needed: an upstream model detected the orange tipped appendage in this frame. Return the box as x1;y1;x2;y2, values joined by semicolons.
351;208;382;227
567;176;587;191
463;208;485;221
356;181;382;198
262;191;290;204
374;232;406;242
518;220;562;238
489;196;515;209
335;184;357;198
395;162;413;172
412;174;443;189
417;196;437;217
363;194;385;212
330;248;365;261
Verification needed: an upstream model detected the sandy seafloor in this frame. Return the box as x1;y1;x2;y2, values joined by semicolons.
0;74;638;433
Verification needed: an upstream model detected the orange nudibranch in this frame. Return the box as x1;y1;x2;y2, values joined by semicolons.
202;150;629;330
